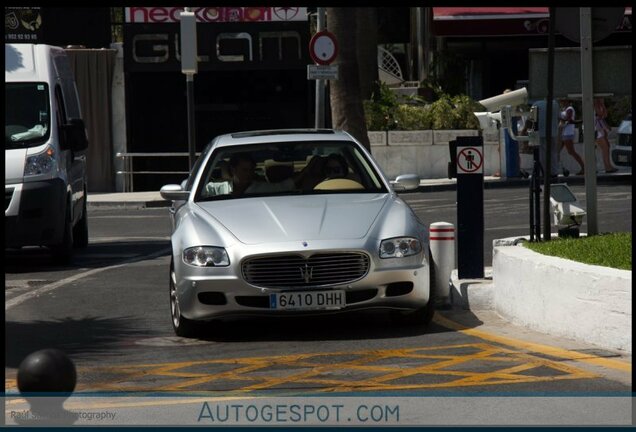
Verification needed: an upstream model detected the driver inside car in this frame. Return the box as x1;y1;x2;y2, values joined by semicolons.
207;153;318;197
322;153;349;180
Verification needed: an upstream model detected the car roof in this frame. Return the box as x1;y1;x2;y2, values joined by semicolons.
212;129;355;148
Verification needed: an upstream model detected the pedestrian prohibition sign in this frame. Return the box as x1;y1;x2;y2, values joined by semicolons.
456;146;483;174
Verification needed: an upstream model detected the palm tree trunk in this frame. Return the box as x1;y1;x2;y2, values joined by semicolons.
327;7;371;150
356;7;379;101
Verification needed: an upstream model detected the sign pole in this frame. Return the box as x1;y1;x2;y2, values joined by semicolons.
580;7;598;235
543;7;556;242
315;7;326;128
186;74;196;169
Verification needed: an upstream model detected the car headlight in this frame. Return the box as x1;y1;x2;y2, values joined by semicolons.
183;246;230;267
380;237;421;258
24;146;56;177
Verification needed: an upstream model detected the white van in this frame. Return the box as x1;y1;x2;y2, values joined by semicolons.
5;43;88;264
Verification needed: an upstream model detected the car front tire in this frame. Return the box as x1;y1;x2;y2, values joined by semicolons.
392;252;436;327
170;257;199;338
396;297;436;326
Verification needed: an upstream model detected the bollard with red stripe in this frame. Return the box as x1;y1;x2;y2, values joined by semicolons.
429;222;456;306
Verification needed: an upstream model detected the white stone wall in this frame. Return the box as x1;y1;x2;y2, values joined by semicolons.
493;245;632;353
369;130;500;179
373;126;632;180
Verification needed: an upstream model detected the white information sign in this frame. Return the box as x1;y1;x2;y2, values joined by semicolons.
307;64;339;80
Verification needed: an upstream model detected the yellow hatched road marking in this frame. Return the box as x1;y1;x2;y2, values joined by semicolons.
5;395;252;410
432;314;631;373
5;315;628;397
32;341;599;393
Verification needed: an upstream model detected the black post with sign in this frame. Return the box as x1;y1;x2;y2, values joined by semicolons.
455;136;484;279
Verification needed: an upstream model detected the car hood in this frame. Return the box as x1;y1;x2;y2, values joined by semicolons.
196;193;390;244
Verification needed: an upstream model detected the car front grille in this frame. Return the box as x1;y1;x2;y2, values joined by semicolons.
242;252;370;288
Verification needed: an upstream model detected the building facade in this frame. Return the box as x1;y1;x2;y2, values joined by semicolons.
5;7;631;191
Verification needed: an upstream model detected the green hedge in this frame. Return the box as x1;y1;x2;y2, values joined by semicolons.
364;82;485;131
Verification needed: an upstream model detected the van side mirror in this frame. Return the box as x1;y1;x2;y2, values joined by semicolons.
61;118;88;152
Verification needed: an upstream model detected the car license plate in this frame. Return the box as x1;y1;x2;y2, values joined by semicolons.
270;290;346;311
618;155;628;162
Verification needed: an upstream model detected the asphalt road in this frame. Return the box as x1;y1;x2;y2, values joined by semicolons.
4;185;632;426
402;183;632;266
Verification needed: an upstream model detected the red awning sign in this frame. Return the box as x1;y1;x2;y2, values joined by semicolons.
432;7;631;37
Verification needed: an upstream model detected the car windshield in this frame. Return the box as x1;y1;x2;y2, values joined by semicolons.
5;82;51;149
195;140;388;201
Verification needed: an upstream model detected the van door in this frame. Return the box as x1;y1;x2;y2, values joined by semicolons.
55;85;85;222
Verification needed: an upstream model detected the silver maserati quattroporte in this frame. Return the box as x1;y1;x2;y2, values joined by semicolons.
160;129;433;337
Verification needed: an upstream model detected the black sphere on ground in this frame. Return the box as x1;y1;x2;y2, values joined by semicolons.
17;349;76;394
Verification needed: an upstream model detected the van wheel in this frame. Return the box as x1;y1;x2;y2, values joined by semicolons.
73;196;89;248
170;257;199;338
51;203;73;265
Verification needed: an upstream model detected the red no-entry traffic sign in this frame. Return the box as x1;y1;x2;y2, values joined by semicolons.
309;30;338;65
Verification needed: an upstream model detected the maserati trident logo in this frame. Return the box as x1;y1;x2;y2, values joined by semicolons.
299;263;313;283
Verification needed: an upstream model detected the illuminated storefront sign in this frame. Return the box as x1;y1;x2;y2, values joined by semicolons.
124;24;308;71
123;7;309;71
125;7;307;23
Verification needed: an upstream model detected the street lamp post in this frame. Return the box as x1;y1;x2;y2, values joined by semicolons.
180;8;198;169
315;7;326;129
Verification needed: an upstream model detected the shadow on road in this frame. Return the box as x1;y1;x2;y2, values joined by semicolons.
4;240;170;274
189;309;484;343
5;316;158;368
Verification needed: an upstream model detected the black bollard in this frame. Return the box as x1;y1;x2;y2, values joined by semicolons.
15;349;78;425
17;348;77;394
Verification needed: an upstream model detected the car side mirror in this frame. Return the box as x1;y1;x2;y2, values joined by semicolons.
391;174;420;191
61;118;88;152
160;184;191;201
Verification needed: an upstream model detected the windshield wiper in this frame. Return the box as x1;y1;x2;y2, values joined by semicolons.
196;195;236;203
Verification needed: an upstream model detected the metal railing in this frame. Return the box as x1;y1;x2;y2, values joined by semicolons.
116;152;201;192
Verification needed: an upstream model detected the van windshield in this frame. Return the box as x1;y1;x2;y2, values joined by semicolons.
5;82;51;149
